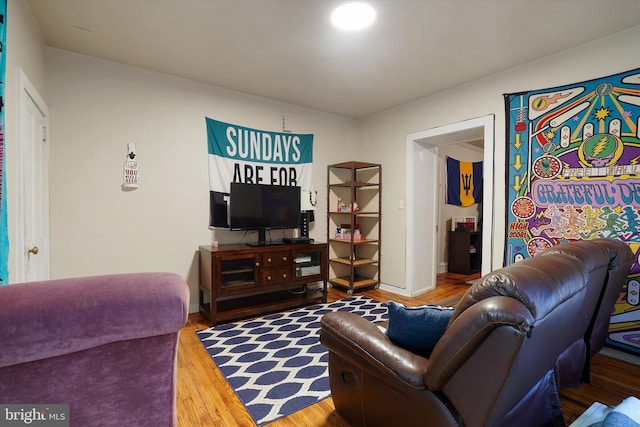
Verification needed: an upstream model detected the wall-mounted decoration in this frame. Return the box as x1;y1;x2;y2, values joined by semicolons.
300;189;317;238
504;67;640;355
446;156;482;206
206;118;313;227
0;0;8;284
122;143;139;189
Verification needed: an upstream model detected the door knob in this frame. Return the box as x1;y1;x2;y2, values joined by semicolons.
28;246;39;255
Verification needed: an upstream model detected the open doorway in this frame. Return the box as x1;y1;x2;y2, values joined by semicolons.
437;141;484;274
404;115;494;297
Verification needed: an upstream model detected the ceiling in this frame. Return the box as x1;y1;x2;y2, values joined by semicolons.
26;0;640;119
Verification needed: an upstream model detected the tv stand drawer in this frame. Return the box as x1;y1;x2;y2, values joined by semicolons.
262;267;292;285
261;251;290;268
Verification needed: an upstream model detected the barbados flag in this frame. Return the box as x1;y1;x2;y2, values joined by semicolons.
446;157;483;206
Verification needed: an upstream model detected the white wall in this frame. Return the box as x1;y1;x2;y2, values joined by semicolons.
361;25;640;291
45;48;359;309
5;0;46;283
11;7;640;308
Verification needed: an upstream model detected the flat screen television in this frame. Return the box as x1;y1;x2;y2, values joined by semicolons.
229;183;301;246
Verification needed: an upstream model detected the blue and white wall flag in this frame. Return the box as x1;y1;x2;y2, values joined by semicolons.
205;117;313;227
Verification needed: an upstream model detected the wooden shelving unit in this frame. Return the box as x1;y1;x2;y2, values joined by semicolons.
327;161;381;295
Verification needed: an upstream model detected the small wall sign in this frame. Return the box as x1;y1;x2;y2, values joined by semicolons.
123;142;139;189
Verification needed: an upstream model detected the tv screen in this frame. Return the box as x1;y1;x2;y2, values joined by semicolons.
230;183;301;233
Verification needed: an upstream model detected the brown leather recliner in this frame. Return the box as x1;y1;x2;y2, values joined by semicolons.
540;238;634;386
320;239;631;427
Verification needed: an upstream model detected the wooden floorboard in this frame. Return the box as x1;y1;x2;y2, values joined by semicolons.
177;272;640;426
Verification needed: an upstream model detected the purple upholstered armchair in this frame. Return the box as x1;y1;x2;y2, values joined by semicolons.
0;273;189;427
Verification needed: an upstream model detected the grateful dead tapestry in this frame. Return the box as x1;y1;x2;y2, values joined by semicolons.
504;68;640;355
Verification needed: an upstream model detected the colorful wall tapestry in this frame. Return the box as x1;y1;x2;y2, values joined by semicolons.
504;67;640;355
0;0;8;284
206;118;313;227
446;156;483;206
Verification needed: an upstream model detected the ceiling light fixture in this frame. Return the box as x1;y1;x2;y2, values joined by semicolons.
331;2;376;31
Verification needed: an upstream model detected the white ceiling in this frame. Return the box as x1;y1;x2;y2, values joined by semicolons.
26;0;640;119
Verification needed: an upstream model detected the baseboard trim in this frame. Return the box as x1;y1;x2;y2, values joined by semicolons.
438;262;447;274
599;346;640;366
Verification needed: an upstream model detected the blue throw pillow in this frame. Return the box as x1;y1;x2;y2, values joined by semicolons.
386;301;454;357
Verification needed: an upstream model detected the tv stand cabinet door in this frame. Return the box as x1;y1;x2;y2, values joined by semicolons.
292;245;327;284
215;252;260;296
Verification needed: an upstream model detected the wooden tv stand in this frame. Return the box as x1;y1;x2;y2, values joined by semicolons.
198;242;328;325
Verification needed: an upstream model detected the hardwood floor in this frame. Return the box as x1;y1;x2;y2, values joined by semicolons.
177;273;640;426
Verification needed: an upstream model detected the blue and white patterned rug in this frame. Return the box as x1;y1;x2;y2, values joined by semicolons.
196;296;388;426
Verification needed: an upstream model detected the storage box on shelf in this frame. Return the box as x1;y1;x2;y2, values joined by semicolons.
327;161;381;295
199;242;328;325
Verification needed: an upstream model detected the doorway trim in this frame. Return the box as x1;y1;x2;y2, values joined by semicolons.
405;115;494;296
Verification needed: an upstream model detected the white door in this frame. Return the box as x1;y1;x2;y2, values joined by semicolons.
18;69;50;282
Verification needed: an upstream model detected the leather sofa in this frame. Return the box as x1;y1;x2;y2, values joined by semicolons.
320;239;632;427
540;238;633;387
0;272;189;427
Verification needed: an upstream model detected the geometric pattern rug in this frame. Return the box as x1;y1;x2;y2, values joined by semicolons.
196;296;388;426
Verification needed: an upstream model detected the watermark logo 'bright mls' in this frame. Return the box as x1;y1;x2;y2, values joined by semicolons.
1;405;69;426
4;407;46;424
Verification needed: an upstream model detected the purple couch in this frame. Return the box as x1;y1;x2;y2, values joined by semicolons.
0;273;189;427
